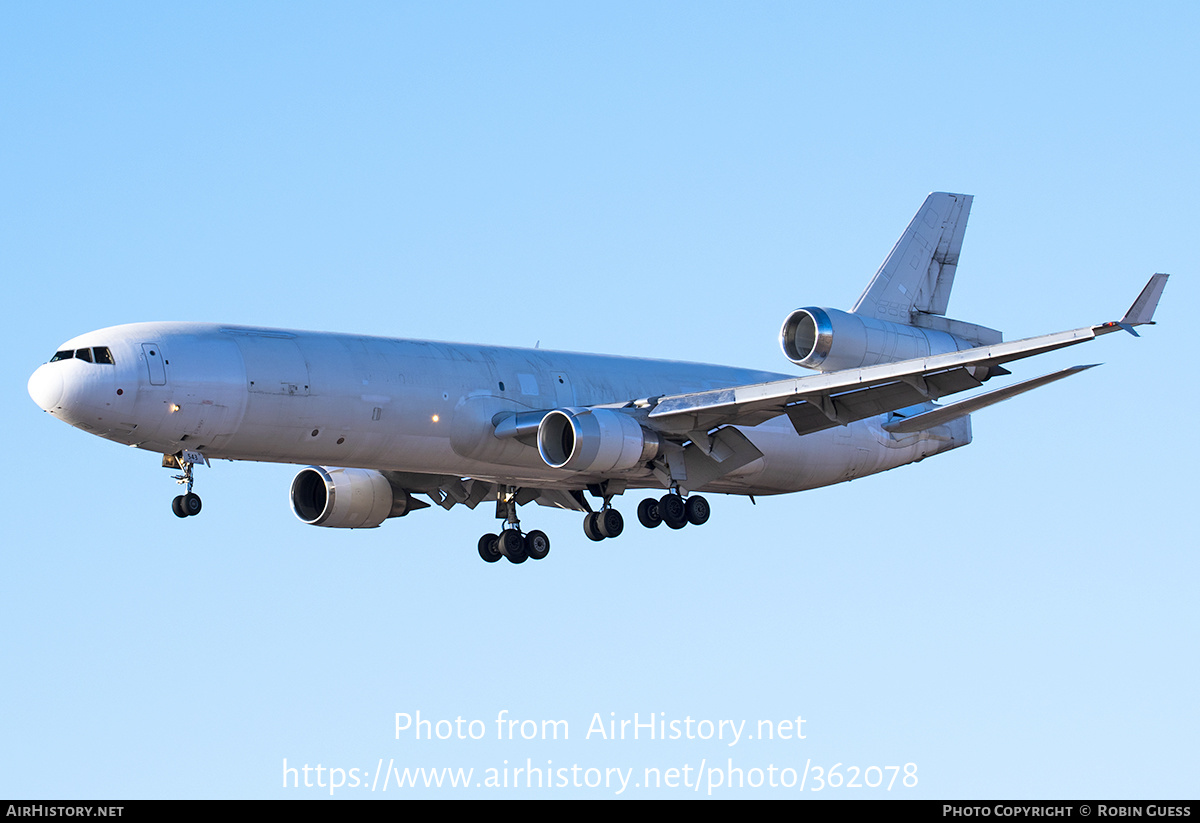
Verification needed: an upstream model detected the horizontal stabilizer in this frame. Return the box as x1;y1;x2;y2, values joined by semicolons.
881;365;1098;434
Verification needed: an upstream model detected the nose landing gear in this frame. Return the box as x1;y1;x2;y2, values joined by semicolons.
166;450;207;518
171;492;202;517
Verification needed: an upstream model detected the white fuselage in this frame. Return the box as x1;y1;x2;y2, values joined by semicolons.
28;321;971;498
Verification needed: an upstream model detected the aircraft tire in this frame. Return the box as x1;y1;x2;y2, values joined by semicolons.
583;513;605;542
182;493;202;517
499;530;528;563
172;495;188;518
660;494;687;530
637;498;661;529
526;530;550;560
478;533;502;563
598;509;624;539
685;495;711;526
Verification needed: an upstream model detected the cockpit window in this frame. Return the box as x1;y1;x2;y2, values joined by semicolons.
48;347;115;365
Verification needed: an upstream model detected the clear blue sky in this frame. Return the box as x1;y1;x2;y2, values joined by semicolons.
2;1;1195;798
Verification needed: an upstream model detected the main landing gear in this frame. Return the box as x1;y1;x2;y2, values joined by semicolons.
479;486;551;565
476;487;713;564
581;491;710;544
167;451;205;518
477;529;551;564
583;507;624;541
637;493;710;530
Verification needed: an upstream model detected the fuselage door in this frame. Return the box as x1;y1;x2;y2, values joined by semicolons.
234;334;312;396
141;343;167;385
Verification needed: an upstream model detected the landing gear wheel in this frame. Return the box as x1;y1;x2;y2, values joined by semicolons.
637;498;661;529
172;495;188;518
526;530;550;560
498;530;528;564
659;493;687;530
583;513;605;542
478;533;502;563
597;508;624;538
182;492;202;517
685;495;710;526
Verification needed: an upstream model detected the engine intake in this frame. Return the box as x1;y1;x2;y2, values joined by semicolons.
537;408;659;474
780;306;977;372
290;466;410;528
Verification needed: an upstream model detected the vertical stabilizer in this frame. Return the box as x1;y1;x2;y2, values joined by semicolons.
852;192;973;322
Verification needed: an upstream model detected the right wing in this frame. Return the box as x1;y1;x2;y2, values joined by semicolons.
648;274;1169;437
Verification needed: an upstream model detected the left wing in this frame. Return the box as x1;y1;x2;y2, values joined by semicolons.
648;274;1168;437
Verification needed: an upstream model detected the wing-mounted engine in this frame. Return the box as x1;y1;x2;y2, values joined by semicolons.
290;466;425;528
536;407;660;473
779;306;996;372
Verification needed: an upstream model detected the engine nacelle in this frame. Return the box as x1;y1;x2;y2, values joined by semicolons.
779;306;978;372
537;408;660;474
290;466;410;528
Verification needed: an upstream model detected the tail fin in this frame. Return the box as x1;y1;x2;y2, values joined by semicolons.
852;192;973;322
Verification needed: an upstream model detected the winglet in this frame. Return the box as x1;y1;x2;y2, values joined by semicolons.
1120;273;1169;328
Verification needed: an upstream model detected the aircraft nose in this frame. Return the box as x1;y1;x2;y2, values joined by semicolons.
28;363;64;411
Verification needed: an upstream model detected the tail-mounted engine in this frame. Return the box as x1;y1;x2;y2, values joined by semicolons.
290;466;415;528
779;306;985;372
537;408;660;474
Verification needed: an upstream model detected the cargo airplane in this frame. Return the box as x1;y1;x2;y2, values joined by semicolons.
27;193;1167;564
